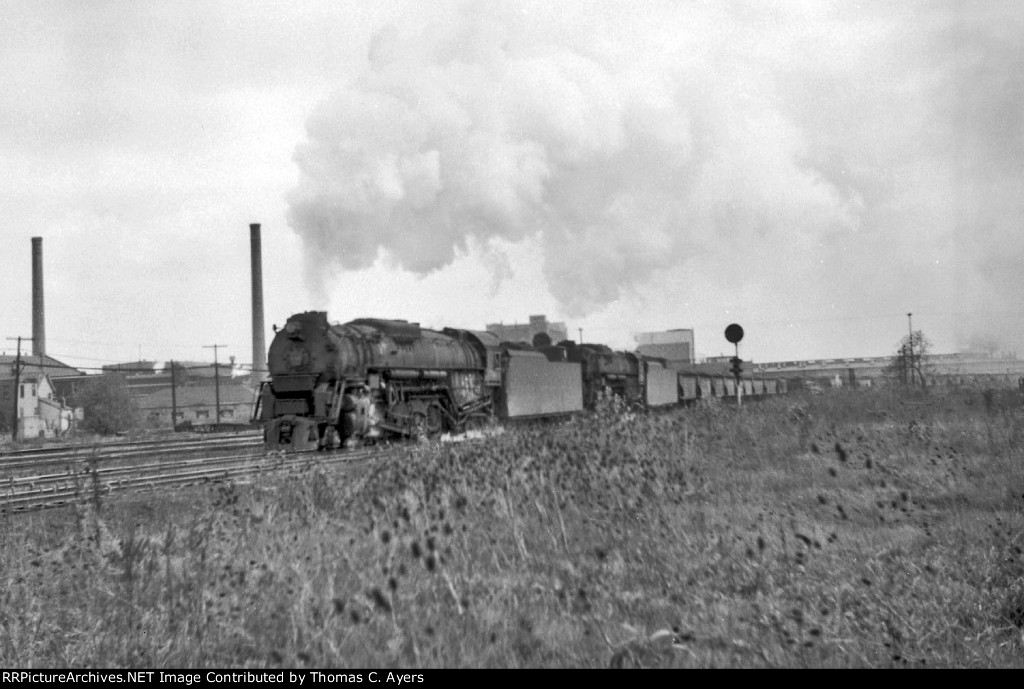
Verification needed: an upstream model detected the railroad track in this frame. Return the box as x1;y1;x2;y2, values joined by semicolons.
0;426;505;514
0;435;264;474
0;445;388;514
0;427;262;454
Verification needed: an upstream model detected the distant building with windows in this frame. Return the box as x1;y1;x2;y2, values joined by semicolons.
98;360;236;395
134;381;256;429
101;359;255;429
636;329;695;367
486;315;569;347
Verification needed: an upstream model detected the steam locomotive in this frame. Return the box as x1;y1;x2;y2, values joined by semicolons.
257;311;785;451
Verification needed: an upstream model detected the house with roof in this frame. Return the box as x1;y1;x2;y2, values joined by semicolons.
0;353;90;402
0;367;82;439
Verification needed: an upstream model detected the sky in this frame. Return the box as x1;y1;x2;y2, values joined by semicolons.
1;0;1022;372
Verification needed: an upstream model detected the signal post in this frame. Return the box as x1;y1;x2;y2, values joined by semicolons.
725;324;744;408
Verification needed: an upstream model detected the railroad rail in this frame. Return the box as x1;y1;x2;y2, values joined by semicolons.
0;430;262;457
0;425;505;514
0;445;387;514
0;435;264;474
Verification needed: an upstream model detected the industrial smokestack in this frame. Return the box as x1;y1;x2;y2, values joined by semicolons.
31;236;45;357
249;223;266;383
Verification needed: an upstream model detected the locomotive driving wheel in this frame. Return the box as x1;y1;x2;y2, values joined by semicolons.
410;403;444;440
425;403;444;437
410;412;428;440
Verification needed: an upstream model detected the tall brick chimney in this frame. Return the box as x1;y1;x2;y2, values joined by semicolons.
31;236;45;357
250;223;266;382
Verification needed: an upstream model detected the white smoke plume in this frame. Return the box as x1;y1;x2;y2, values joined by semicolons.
288;2;1024;350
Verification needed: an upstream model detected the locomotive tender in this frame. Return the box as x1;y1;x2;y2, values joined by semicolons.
259;311;785;451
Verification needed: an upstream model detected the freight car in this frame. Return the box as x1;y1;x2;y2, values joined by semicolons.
257;311;789;451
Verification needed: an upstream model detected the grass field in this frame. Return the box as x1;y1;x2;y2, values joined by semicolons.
2;388;1023;668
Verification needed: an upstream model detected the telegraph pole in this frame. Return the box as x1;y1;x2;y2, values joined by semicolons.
907;312;914;386
578;327;583;344
203;345;226;427
6;336;32;441
169;359;178;430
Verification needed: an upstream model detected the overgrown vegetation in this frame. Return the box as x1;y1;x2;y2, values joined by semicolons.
2;388;1024;667
70;373;141;435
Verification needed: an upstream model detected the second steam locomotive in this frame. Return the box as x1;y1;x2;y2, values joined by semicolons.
258;311;784;451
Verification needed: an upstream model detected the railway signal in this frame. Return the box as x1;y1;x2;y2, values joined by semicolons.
724;324;744;407
730;356;743;378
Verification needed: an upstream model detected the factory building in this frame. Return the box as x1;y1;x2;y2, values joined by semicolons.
486;315;569;347
100;360;236;395
134;382;256;430
97;359;255;429
636;329;696;367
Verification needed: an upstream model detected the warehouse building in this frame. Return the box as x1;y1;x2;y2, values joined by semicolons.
636;329;696;367
134;381;257;430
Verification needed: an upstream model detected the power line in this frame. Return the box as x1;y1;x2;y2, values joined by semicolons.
0;358;258;375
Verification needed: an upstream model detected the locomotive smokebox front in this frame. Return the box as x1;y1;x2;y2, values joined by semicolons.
267;311;333;377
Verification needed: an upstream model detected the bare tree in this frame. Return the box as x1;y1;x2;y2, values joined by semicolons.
884;330;932;386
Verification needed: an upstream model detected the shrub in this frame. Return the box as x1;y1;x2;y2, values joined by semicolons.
71;374;141;435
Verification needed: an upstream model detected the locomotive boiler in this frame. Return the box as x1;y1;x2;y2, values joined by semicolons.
259;312;499;450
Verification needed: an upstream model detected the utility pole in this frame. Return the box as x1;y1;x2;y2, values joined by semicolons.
907;312;914;386
170;359;178;430
203;345;226;427
578;327;583;344
6;336;32;441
